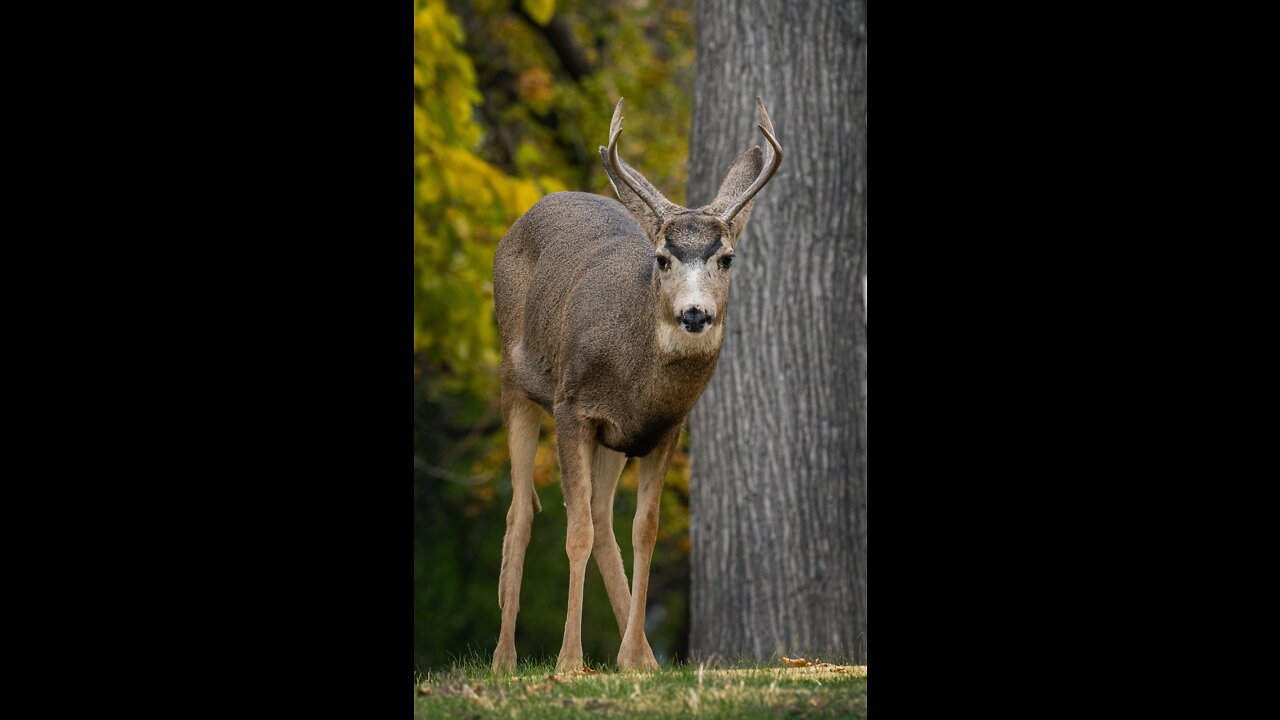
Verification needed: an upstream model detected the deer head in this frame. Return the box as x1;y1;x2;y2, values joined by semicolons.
597;98;783;346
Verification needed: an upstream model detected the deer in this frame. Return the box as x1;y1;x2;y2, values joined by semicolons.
490;97;782;673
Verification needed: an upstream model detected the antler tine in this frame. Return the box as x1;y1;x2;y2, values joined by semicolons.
756;95;776;140
607;98;662;217
720;96;784;224
609;97;625;146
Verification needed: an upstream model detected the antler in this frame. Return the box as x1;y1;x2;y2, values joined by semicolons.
720;97;784;224
607;98;665;217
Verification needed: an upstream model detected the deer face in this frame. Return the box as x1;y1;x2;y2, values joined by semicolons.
654;213;735;334
597;97;782;352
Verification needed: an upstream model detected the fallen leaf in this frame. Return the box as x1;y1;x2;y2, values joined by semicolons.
781;656;813;667
417;685;432;695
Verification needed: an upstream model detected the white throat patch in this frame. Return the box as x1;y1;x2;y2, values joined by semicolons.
657;321;724;356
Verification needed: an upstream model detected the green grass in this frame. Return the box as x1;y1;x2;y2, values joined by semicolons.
414;654;867;719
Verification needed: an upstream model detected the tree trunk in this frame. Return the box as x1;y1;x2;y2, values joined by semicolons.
687;0;867;663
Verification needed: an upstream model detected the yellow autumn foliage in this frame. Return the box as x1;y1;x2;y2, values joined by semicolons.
522;0;556;27
413;0;697;670
414;0;555;394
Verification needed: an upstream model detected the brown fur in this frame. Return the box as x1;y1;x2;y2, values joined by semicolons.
490;99;781;673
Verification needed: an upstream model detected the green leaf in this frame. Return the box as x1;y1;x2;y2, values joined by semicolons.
522;0;555;27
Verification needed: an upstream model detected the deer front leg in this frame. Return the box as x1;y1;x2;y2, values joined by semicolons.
617;428;679;672
553;408;595;672
590;445;632;639
492;393;541;673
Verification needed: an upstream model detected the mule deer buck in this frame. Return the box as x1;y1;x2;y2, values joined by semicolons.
491;97;782;673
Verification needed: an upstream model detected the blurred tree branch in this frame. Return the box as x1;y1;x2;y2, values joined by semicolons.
414;455;496;486
510;0;593;82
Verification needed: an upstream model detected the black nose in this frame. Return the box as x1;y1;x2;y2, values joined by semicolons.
679;308;712;333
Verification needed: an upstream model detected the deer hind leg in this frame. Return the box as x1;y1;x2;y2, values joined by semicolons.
590;445;632;640
617;427;680;672
553;407;595;672
492;391;541;673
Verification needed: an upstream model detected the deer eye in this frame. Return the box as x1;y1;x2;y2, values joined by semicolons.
719;255;734;269
656;255;670;271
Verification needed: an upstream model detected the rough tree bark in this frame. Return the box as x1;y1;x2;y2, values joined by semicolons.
687;0;867;662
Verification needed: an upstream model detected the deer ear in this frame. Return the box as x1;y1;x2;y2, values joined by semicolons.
706;146;764;244
599;147;676;243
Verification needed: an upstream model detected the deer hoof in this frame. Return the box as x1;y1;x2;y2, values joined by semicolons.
555;646;584;673
492;643;517;673
617;636;659;671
